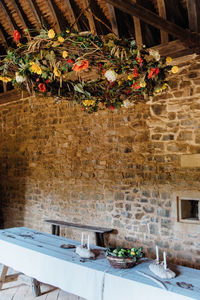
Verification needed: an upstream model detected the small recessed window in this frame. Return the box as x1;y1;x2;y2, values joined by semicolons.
177;197;200;223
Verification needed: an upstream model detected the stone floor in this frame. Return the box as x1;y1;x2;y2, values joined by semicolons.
0;266;85;300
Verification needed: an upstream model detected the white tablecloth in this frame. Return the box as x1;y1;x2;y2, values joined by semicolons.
0;227;198;300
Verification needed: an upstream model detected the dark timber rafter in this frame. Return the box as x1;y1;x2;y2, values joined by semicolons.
83;0;97;35
156;0;168;44
107;4;119;37
9;0;31;41
26;0;42;31
0;1;15;34
186;0;200;33
0;29;7;48
106;0;200;50
46;0;61;33
132;0;142;49
63;0;78;31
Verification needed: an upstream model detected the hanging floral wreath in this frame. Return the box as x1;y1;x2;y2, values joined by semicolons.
0;28;178;113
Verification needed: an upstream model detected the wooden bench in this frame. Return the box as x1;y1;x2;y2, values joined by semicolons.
45;220;114;247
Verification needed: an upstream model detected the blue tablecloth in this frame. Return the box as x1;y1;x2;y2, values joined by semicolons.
0;227;199;300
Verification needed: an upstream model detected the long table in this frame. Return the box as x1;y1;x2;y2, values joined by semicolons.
0;227;199;300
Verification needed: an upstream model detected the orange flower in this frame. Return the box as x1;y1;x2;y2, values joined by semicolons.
73;60;89;72
38;83;46;92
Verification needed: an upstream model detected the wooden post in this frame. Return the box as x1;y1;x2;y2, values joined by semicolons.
107;4;119;37
0;265;8;290
31;278;41;297
157;0;168;44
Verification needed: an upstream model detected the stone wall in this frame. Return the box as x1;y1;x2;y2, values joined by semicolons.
0;54;200;268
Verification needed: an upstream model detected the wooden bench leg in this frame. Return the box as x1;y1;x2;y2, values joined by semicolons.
0;265;8;290
95;232;105;247
52;224;60;236
31;278;41;297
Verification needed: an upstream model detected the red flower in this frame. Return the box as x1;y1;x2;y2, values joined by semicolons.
148;67;160;79
125;89;131;95
132;83;141;89
73;60;89;72
133;67;139;78
38;83;46;92
110;82;117;88
67;59;74;64
13;30;20;42
109;105;115;110
46;79;50;84
136;57;143;65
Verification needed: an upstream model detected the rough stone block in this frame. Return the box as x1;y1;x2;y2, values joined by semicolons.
180;154;200;168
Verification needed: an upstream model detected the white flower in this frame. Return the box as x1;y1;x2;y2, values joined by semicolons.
15;72;26;83
149;49;160;61
123;99;131;108
105;70;117;82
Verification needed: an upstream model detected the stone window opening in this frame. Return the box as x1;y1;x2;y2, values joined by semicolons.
177;197;200;223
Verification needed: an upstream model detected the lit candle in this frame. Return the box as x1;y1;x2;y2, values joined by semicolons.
81;232;84;246
156;245;159;263
163;251;167;270
87;235;90;250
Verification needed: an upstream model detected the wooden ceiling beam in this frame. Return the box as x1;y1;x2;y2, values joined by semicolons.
132;0;142;49
0;1;15;34
63;0;78;31
186;0;200;33
26;0;42;31
107;4;119;37
106;0;200;50
46;0;61;33
0;29;8;48
9;0;31;41
156;0;168;44
82;0;97;35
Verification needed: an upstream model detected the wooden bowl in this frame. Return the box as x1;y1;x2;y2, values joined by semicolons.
107;255;136;269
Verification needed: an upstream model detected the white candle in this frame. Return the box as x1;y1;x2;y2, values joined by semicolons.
87;235;90;249
81;232;84;246
156;245;159;263
163;251;167;270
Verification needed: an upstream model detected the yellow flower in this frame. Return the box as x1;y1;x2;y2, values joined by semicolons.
128;74;133;80
54;68;61;77
17;43;22;47
171;66;179;74
62;51;68;58
58;36;64;43
162;83;168;90
166;56;172;64
155;87;161;93
66;29;70;33
48;29;55;39
83;99;95;106
118;81;122;86
140;81;146;87
0;76;12;83
29;62;42;75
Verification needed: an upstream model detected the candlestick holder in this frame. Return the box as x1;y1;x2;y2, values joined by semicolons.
149;260;176;279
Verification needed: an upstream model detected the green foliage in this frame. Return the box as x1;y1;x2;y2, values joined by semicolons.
0;28;177;113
